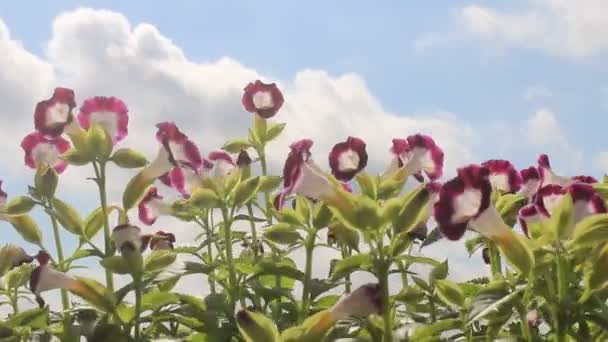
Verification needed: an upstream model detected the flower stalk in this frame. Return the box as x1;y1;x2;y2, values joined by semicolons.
93;160;115;292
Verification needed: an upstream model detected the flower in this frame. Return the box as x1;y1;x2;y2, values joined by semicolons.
138;187;173;225
519;166;541;198
433;165;495;241
276;139;343;209
481;159;522;193
149;231;176;250
208;151;236;179
242;80;285;119
34;87;78;137
313;283;383;332
566;183;606;222
29;251;75;308
517;204;545;238
329;137;368;182
111;224;149;253
78;96;129;144
534;184;566;217
384;134;444;181
537;154;573;187
21;132;71;173
571;175;598;184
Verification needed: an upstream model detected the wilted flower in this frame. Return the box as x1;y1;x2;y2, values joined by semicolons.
481;159;522;193
242;80;285;119
21;132;71;173
78;96;129;144
384;134;444;181
481;247;490;264
112;224;150;253
138;187;173;225
329;136;368;182
0;244;35;273
34;87;78;137
276;139;344;209
519;166;541;198
236;150;253;167
149;231;176;250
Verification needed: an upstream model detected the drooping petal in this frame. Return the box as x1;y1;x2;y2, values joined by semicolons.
236;150;252;167
329;137;368;182
78;96;129;144
330;283;383;320
538;154;572;187
149;231;176;250
519;166;541;198
242;80;285;119
433;165;492;240
34;87;77;137
566;183;607;222
534;185;566;217
517;204;546;237
481;159;522;193
138;187;172;225
21;132;71;173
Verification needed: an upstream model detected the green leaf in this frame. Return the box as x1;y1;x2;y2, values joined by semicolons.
571;214;608;248
87;123;113;160
236;309;280;342
5;307;49;329
409;319;462;340
122;170;154;211
392;185;432;235
295;197;312;222
188;188;222;209
62;148;92;166
355;172;378;199
100;256;131;275
141;291;179;311
465;236;485;256
34;164;58;198
429;260;448;284
265;122;286;142
183;261;218;275
51;197;84;235
253;258;304;281
144;250;177;272
281;310;333;342
5;264;34;289
233;176;260;207
84;207;105;240
378;168;408;198
8;215;42;245
496;193;527;226
412;276;431;293
549;193;575;240
395;286;426;304
331;253;371;280
222;138;252;153
70;277;116;313
466;287;522;325
110;148;148;168
312;203;333;229
435;279;465;307
4;196;36;216
263;223;303;245
399;255;441;267
328;223;360;251
258;176;282;192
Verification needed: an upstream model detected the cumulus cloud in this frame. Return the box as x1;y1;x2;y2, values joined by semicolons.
0;8;485;311
524;84;552;101
459;0;608;58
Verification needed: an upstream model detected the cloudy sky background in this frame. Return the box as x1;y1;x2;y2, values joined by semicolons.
1;0;608;311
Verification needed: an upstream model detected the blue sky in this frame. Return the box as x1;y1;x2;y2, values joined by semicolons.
2;0;606;169
0;0;607;292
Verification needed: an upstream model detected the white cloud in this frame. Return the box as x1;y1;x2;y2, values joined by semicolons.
0;8;483;312
459;0;608;58
526;108;563;145
413;34;437;52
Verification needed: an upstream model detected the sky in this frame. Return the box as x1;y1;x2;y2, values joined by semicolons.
1;0;608;310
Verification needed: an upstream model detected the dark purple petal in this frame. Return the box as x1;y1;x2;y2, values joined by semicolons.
329;136;368;182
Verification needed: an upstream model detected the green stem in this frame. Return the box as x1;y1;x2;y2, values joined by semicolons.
488;242;502;278
379;264;392;342
198;216;216;294
47;201;70;313
93;161;115;292
341;245;351;293
221;207;240;312
11;287;19;314
134;275;142;341
246;204;260;261
300;231;316;321
519;307;533;342
554;251;568;342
